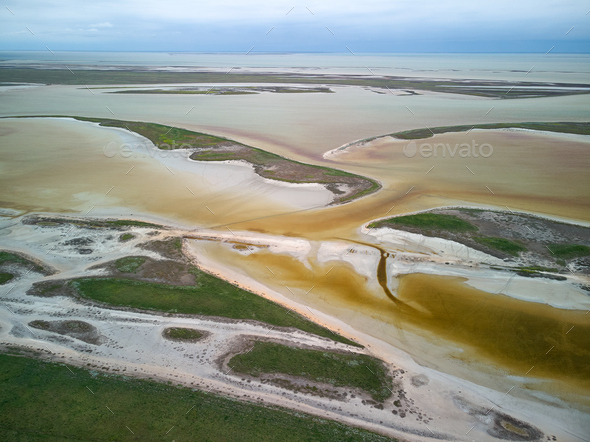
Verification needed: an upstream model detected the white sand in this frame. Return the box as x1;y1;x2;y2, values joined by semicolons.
1;216;589;441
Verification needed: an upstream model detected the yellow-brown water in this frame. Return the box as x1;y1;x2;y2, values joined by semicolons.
396;273;590;391
200;241;590;396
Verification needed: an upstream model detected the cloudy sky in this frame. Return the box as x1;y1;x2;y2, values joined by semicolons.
1;0;589;52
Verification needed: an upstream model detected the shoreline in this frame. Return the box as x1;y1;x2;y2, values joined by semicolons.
1;115;380;207
325;124;590;160
363;204;590;230
2;210;589;440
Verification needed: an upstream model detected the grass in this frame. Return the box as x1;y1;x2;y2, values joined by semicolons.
0;353;393;441
0;251;31;266
28;216;164;230
163;327;203;341
105;219;163;228
474;237;527;256
0;273;14;284
392;122;590;140
0;251;46;274
370;213;477;232
546;244;590;259
119;233;135;242
71;276;360;347
74;116;228;149
114;256;146;273
229;342;392;402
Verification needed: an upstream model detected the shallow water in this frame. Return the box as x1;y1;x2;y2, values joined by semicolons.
0;118;332;222
396;273;590;390
198;239;590;397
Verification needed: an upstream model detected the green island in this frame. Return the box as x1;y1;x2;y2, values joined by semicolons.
163;327;204;341
26;116;381;204
119;232;135;242
229;341;393;402
0;353;392;441
2;68;590;99
69;277;360;347
390;122;590;140
368;209;590;274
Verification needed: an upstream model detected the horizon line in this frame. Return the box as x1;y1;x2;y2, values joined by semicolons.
2;50;590;55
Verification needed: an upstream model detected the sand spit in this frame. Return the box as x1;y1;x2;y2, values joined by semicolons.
2;214;587;440
325;127;590;160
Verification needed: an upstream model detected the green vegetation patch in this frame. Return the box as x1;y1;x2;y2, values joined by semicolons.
75;117;228;150
71;277;359;347
229;342;392;402
0;273;14;285
114;256;146;273
0;251;47;275
119;233;135;242
0;353;392;441
104;219;163;228
27;216;164;230
371;213;477;233
474;237;527;256
0;251;31;266
547;244;590;259
163;327;204;342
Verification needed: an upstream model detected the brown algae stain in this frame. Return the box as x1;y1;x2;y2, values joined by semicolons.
201;240;590;391
396;273;590;389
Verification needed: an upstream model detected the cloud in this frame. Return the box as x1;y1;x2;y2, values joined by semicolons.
89;22;113;28
0;0;588;52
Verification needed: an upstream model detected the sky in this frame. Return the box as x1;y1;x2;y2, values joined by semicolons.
1;0;589;53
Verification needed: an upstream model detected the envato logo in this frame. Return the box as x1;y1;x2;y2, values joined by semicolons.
103;141;192;159
403;140;493;158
